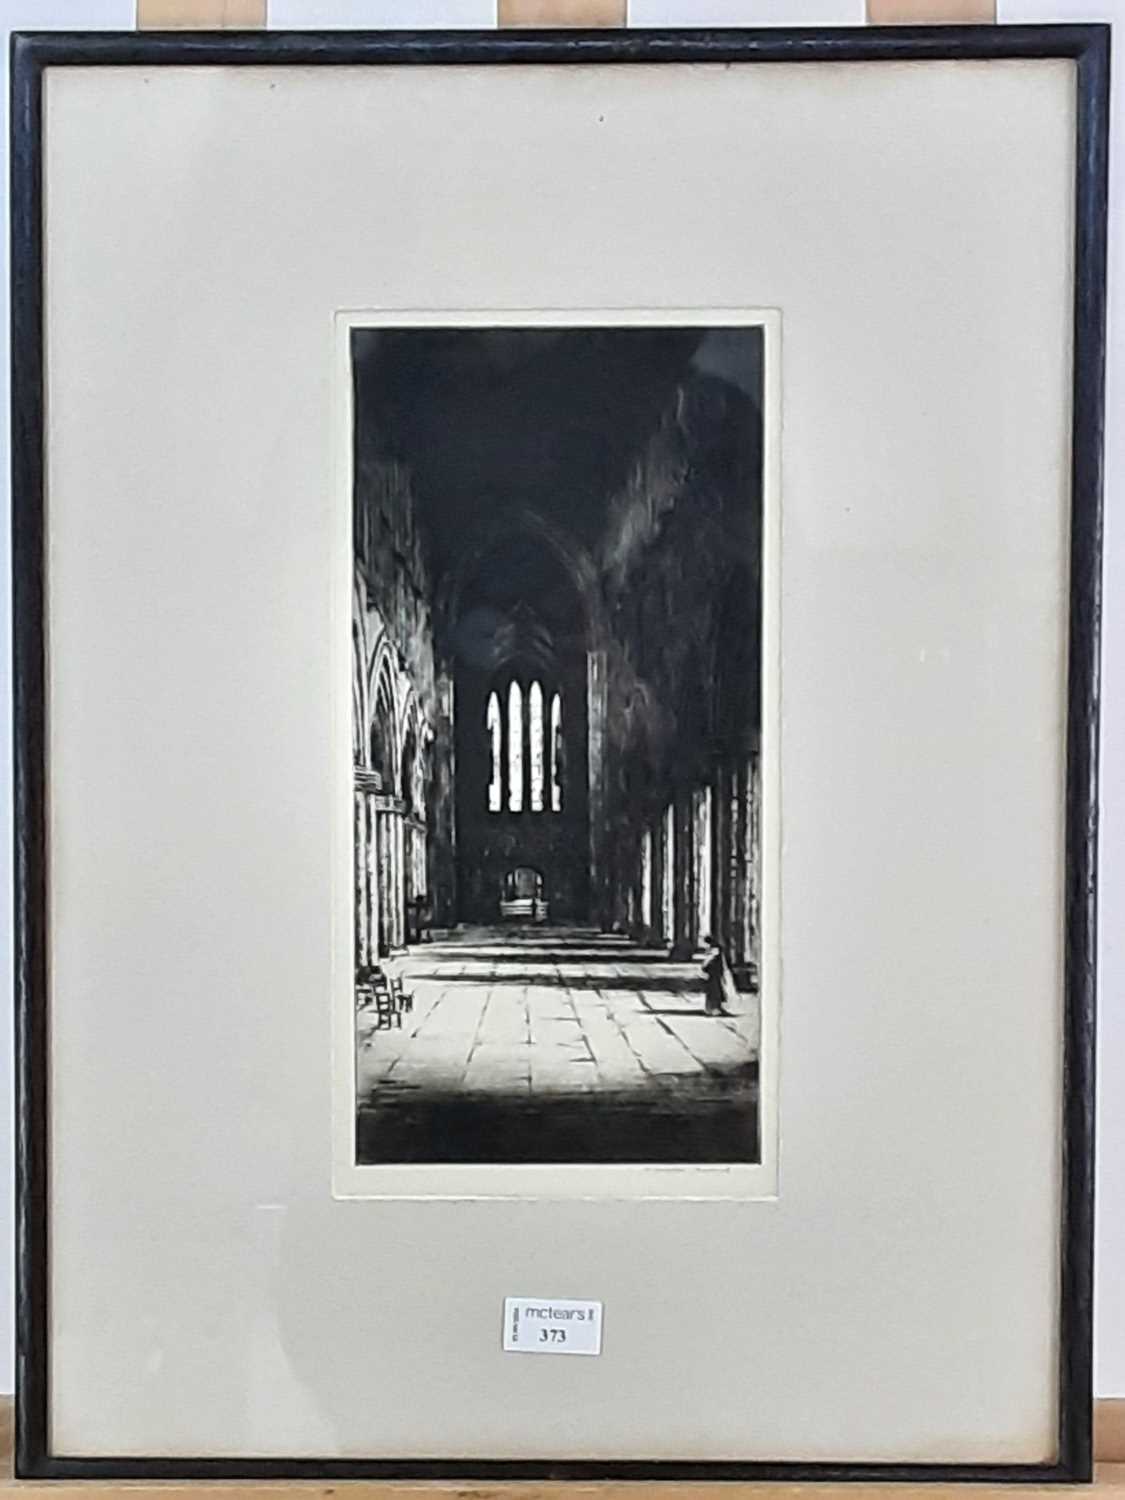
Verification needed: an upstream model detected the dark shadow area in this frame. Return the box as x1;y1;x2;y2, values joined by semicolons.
634;1007;717;1018
401;971;704;994
417;948;675;965
357;1072;759;1165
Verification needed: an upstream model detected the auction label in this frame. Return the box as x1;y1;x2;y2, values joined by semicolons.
503;1297;603;1356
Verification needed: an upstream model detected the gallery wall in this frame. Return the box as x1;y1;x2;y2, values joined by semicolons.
0;0;1119;1400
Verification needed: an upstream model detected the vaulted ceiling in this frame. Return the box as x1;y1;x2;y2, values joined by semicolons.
351;324;760;577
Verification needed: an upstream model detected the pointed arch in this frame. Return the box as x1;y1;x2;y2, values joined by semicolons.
550;691;563;813
370;649;398;791
529;680;545;812
437;507;608;654
401;722;418;809
397;685;416;772
413;724;430;817
507;680;524;813
486;691;502;812
396;692;430;816
352;567;376;768
351;621;366;766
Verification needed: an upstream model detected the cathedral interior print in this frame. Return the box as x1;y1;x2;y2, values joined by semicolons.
351;324;765;1165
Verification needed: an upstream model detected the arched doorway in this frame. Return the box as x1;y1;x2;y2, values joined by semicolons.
500;866;547;922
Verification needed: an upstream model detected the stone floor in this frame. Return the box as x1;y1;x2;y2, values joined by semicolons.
355;927;760;1165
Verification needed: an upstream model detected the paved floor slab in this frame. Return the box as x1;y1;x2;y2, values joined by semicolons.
355;926;760;1164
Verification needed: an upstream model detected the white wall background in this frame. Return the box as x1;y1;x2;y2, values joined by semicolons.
0;0;1119;1403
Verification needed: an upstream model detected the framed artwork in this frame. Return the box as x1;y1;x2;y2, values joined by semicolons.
11;22;1107;1481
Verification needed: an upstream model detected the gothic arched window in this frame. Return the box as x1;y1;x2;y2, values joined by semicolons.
370;677;395;791
550;692;563;813
529;681;545;812
486;679;564;814
508;680;524;812
486;692;502;813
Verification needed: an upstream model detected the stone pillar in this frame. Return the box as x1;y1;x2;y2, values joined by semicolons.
727;763;743;965
385;808;396;951
748;751;762;980
629;832;643;936
694;785;712;943
729;763;743;967
430;675;457;927
355;778;384;966
651;823;659;943
391;808;406;949
384;808;395;956
711;768;727;957
385;807;397;951
672;790;695;958
726;761;755;968
642;828;653;934
354;790;367;968
650;816;664;945
741;759;755;967
661;801;675;946
366;792;377;960
587;650;608;928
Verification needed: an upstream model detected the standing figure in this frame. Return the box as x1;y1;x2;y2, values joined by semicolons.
701;934;735;1016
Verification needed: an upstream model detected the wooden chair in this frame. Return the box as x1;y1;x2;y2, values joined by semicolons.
371;969;398;1030
356;966;400;1030
389;974;413;1022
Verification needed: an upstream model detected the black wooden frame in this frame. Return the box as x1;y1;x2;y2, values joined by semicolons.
10;22;1108;1484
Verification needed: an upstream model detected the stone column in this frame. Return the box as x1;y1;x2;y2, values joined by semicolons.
727;762;754;968
587;650;608;928
711;768;727;956
640;827;653;935
650;816;664;945
672;790;695;958
431;674;457;927
376;808;390;957
370;798;384;960
661;802;675;946
717;768;735;954
391;808;406;949
354;777;384;966
741;759;756;967
385;806;397;951
748;751;762;979
694;785;712;943
728;762;744;965
354;790;367;968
